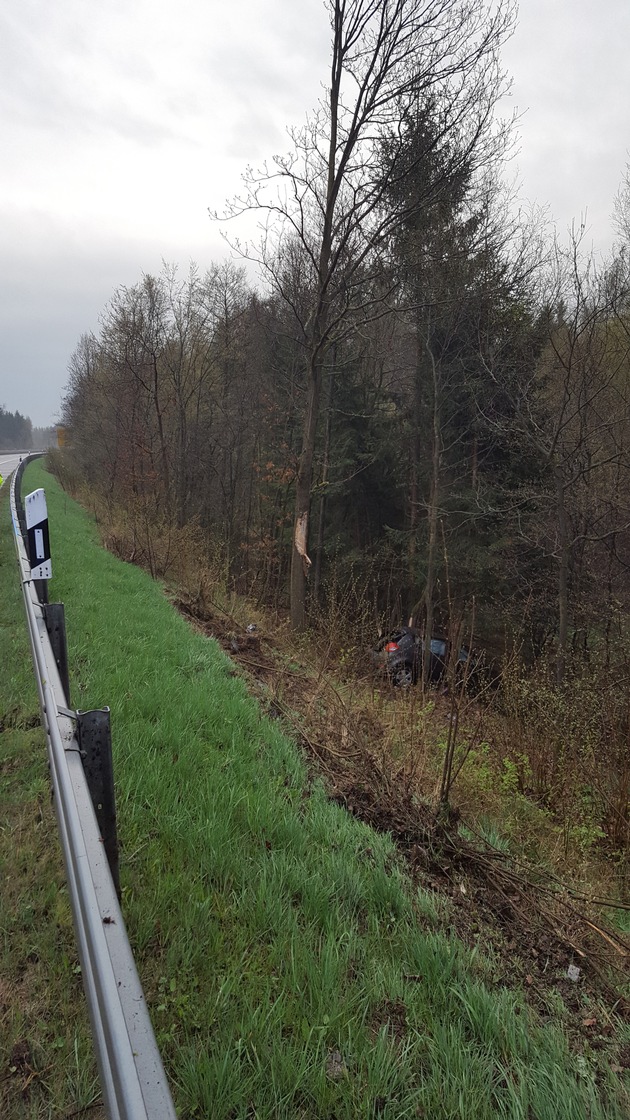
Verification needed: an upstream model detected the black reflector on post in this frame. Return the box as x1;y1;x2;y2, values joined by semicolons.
42;603;71;707
78;708;121;900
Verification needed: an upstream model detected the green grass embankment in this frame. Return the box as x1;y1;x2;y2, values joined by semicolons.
2;459;629;1119
0;472;101;1119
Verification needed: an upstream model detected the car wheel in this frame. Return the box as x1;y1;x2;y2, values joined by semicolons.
393;664;414;688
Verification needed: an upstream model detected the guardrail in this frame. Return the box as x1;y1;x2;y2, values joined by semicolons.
10;457;177;1120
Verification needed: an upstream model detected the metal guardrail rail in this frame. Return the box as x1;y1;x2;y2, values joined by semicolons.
10;457;177;1120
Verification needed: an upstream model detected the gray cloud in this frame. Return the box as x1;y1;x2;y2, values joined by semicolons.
502;0;630;250
0;215;227;427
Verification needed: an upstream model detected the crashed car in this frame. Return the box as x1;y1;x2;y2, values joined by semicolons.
373;625;474;688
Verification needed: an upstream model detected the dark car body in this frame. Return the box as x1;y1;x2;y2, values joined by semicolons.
373;626;474;688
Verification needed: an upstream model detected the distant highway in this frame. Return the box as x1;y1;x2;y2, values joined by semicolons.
0;452;29;483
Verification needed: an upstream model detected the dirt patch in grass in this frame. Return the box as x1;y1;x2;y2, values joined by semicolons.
369;997;408;1046
172;590;630;1068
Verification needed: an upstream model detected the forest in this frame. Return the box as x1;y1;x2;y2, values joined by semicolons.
58;0;630;855
0;406;32;450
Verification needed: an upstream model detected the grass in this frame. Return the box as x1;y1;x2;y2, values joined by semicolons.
0;478;101;1118
2;458;630;1118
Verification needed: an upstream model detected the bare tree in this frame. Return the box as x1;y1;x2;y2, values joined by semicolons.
492;229;630;682
613;160;630;247
218;0;516;628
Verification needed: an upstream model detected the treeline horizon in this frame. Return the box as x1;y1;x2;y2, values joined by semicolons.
59;0;630;685
0;406;57;450
59;209;630;650
0;406;32;449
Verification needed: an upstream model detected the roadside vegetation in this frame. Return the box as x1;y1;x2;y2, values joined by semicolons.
59;0;630;948
0;477;101;1119
3;460;630;1117
6;2;630;1116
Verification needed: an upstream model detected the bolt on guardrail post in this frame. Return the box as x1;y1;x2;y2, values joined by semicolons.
78;708;121;901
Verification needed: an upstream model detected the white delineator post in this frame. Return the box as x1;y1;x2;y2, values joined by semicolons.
25;487;52;580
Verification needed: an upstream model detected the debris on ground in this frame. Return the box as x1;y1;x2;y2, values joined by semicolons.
171;590;630;1058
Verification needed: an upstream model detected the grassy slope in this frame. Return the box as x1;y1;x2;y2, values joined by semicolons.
2;459;628;1119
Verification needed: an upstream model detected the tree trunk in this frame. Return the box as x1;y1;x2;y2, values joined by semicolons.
313;365;334;602
423;334;441;683
555;467;570;685
288;5;343;629
150;352;171;518
408;326;423;586
290;358;324;628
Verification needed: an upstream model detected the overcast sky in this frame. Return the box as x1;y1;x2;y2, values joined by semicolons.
1;0;628;429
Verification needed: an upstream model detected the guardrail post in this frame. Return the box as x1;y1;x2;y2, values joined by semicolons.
42;602;71;705
34;578;49;604
10;457;177;1117
78;708;121;901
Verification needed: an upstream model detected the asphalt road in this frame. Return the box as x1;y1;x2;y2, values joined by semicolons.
0;451;30;484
